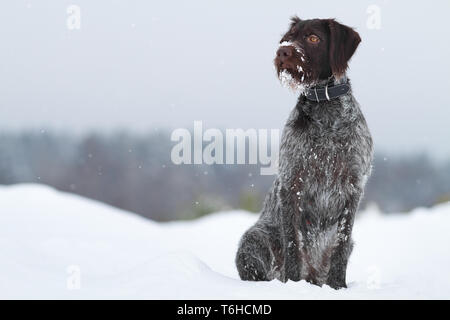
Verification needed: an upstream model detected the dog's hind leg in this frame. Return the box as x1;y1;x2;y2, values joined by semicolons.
235;226;278;281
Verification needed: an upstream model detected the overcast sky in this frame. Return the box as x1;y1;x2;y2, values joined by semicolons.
0;0;449;159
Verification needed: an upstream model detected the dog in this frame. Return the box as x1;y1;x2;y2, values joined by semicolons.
235;17;373;289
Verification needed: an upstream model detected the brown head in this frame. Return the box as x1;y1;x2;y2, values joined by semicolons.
274;17;361;90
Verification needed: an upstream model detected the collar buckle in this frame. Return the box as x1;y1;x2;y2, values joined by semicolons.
314;88;319;103
325;84;330;101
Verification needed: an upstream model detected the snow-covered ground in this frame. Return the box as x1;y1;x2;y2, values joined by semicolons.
1;184;449;299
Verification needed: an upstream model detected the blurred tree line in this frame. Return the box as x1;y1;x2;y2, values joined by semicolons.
0;130;449;221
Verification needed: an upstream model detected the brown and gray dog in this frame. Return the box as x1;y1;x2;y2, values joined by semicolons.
235;17;373;289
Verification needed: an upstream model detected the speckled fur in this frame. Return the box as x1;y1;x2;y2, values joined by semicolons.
236;76;373;289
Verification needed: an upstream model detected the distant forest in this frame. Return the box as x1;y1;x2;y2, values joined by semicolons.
1;130;449;221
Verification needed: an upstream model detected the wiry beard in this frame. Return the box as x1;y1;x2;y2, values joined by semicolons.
276;42;308;92
278;69;306;93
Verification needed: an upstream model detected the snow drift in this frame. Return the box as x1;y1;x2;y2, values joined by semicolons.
1;184;449;299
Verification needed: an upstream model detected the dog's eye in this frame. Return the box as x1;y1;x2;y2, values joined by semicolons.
307;35;320;44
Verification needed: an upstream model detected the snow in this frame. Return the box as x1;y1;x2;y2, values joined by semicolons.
279;41;303;55
1;184;450;299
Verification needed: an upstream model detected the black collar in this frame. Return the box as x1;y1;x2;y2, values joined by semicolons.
303;80;350;102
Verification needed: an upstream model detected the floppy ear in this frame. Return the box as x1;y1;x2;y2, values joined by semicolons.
327;19;361;78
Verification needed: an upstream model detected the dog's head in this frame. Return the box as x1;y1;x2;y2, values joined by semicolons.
274;17;361;90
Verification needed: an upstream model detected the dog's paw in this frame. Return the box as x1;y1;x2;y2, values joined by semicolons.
237;254;269;281
326;280;347;290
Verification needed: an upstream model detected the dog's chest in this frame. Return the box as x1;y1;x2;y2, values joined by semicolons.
278;98;364;222
280;115;355;195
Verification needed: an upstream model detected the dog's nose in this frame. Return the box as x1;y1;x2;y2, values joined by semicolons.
277;46;294;62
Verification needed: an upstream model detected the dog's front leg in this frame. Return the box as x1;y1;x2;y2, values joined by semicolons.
326;237;353;289
326;199;358;289
278;185;302;282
